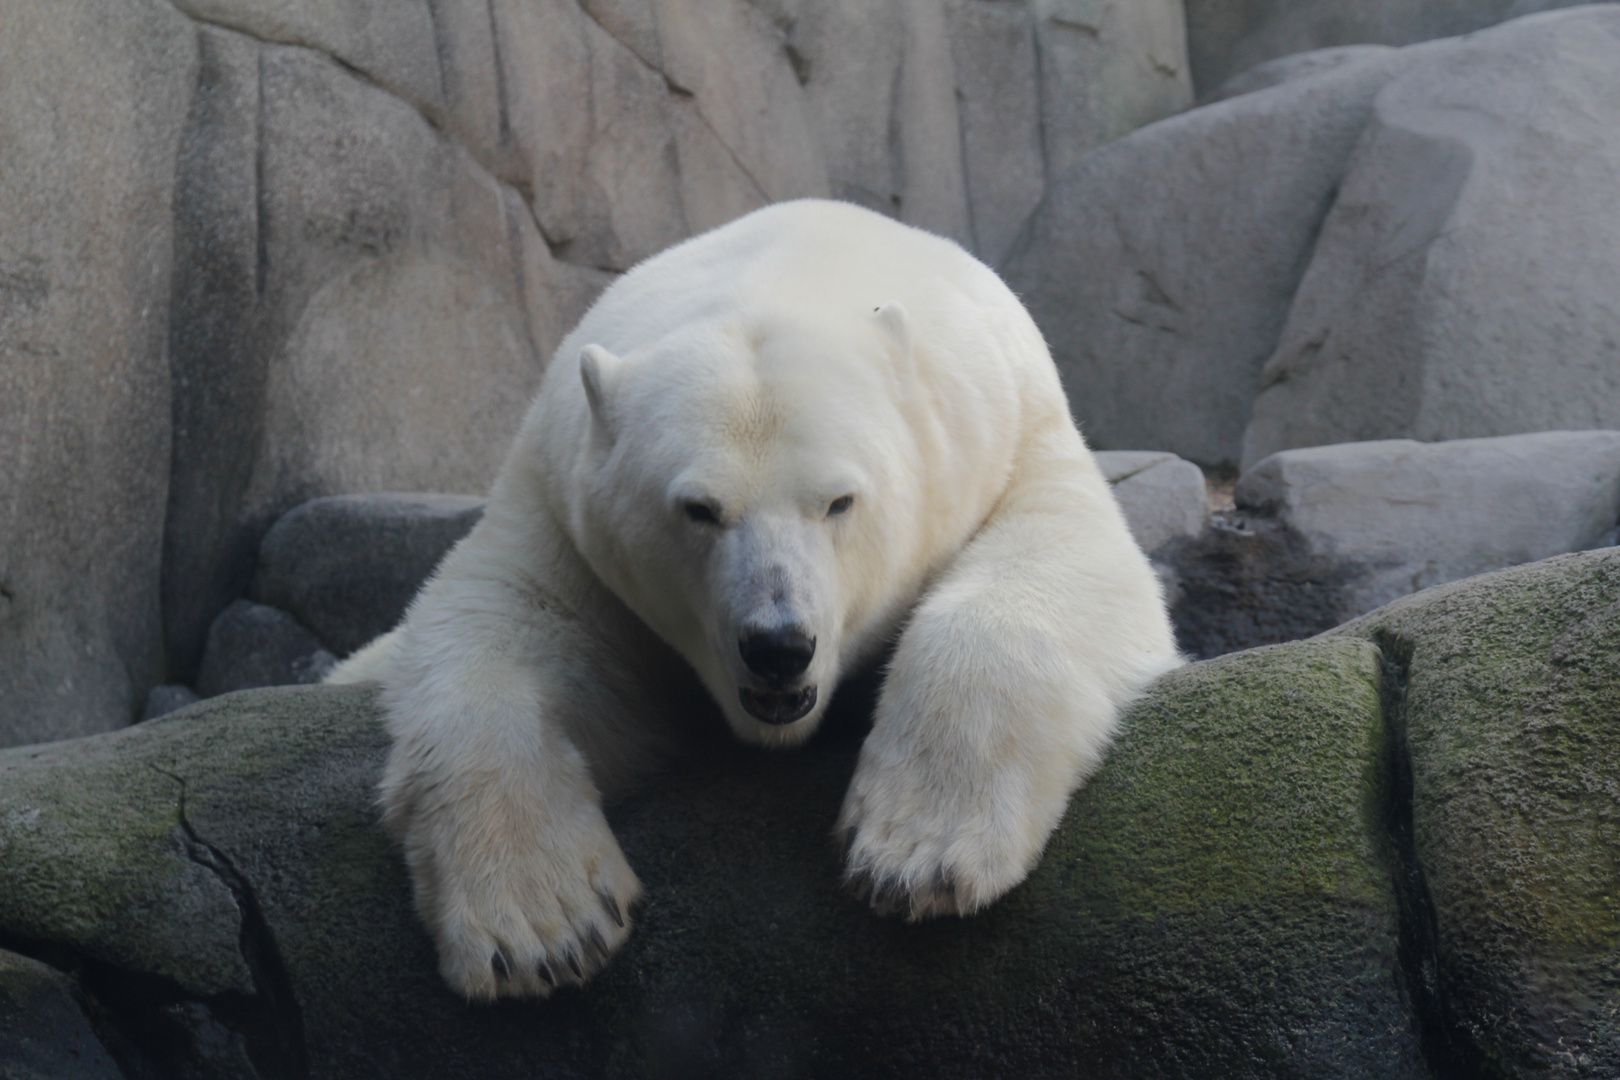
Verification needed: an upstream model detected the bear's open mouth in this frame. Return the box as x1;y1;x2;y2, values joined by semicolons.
738;685;817;725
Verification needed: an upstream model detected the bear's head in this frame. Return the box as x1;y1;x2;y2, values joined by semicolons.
562;303;925;747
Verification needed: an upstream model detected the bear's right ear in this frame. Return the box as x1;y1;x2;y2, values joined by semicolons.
579;343;621;436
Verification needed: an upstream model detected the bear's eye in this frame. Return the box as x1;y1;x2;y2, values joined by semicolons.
682;500;721;526
827;495;855;517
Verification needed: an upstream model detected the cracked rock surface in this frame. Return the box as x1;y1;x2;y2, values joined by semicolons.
0;0;1192;748
3;549;1618;1077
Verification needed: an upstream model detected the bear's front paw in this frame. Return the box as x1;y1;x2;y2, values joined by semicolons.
400;792;643;1001
836;757;1048;921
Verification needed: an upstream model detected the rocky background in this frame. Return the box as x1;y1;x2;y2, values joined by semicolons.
3;1;1620;1076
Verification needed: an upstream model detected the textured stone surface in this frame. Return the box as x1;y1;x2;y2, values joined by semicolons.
1237;432;1620;618
141;684;202;722
1332;549;1620;1077
1183;0;1520;94
0;640;1426;1078
1203;44;1398;103
1242;8;1620;466
251;493;485;656
1004;48;1416;466
1111;458;1210;555
194;599;337;698
0;949;122;1080
0;0;197;748
161;28;604;682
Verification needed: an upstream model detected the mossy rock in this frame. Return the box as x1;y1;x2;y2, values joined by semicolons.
0;638;1421;1079
1332;548;1620;1078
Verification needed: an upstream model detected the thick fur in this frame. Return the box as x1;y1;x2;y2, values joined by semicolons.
329;200;1183;999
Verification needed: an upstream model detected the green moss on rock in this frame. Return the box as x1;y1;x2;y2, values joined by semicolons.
1333;548;1620;1078
0;644;1422;1078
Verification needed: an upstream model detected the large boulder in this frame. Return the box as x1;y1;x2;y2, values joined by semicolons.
0;641;1427;1078
1332;549;1620;1077
0;0;196;748
1241;7;1620;466
1009;6;1620;471
1003;46;1420;466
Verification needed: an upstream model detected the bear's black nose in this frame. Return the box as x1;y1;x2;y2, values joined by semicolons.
739;627;816;683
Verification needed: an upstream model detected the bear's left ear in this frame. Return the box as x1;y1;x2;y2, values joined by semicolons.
579;343;622;437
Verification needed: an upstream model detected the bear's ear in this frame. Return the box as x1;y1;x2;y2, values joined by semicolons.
872;300;915;386
579;343;621;436
873;300;911;356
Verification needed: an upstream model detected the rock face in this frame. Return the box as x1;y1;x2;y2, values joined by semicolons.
1241;8;1620;466
251;493;485;657
0;0;196;746
6;550;1618;1076
1009;7;1620;472
1332;550;1620;1077
0;0;1192;748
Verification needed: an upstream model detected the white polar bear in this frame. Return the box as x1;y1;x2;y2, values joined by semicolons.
330;199;1182;1000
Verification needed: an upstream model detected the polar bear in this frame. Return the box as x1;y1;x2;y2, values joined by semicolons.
330;199;1181;1000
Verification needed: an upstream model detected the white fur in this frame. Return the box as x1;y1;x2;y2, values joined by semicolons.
332;200;1182;1000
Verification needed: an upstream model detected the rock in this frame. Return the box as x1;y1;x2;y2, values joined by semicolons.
1093;449;1178;483
1183;0;1520;95
140;684;202;723
1165;432;1620;658
194;600;337;699
1331;548;1620;1077
0;0;197;748
0;640;1433;1077
1242;8;1620;466
160;28;607;681
0;949;122;1080
251;493;486;656
1003;47;1417;466
1202;44;1398;103
1236;432;1620;619
1103;455;1211;555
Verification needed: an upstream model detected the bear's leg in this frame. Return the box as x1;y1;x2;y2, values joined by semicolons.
378;522;679;1000
838;419;1182;919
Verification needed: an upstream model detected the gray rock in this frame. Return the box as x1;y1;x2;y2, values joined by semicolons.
141;684;203;722
1003;48;1418;467
1183;0;1520;95
194;600;337;699
0;642;1431;1078
1235;432;1620;619
0;0;197;749
251;493;485;656
1110;458;1211;555
1093;449;1178;483
1332;548;1620;1077
1242;8;1620;466
0;949;122;1080
1202;44;1398;103
160;29;606;680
